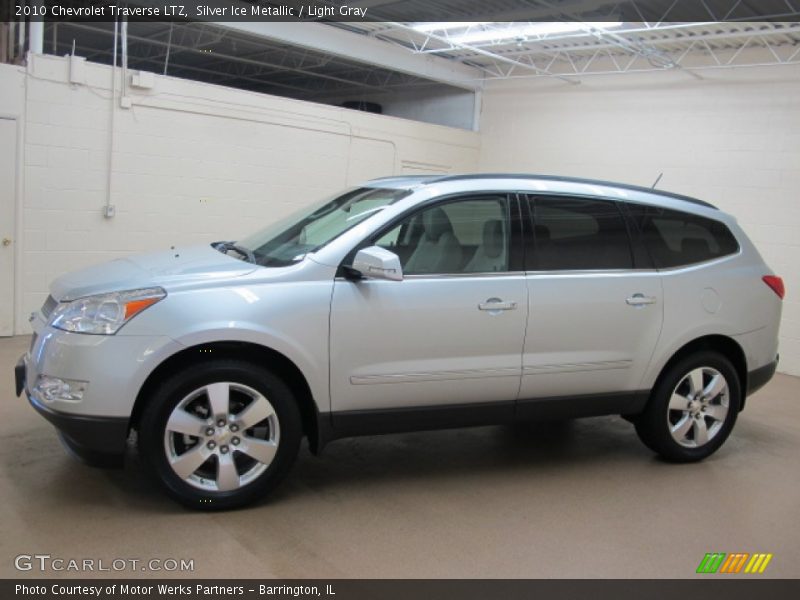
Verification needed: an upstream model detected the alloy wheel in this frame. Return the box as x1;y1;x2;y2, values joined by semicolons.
163;382;280;492
667;367;729;448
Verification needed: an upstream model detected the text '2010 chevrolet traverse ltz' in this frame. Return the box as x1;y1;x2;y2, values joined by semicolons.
15;174;783;509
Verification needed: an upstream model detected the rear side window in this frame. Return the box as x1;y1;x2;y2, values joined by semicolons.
530;197;633;270
626;204;739;268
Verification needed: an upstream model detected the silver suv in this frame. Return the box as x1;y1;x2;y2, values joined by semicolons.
15;174;783;509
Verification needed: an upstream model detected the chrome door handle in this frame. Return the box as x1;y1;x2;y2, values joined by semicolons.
626;294;657;306
478;298;517;311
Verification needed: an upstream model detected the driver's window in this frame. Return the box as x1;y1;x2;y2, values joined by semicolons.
376;196;509;275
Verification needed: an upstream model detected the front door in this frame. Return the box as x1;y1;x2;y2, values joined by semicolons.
330;194;528;413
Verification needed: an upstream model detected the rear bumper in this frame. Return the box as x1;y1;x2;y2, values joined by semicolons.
747;356;778;397
16;354;129;468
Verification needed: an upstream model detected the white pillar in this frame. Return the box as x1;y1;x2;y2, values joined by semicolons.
29;20;44;54
17;15;25;57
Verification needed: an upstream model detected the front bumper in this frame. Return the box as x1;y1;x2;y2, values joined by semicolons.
16;313;180;468
16;354;129;467
14;355;25;397
21;304;183;416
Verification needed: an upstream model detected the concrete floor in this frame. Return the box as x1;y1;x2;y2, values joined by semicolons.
1;334;798;579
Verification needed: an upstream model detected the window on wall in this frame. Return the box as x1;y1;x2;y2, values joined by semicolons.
530;197;633;271
375;196;510;275
626;204;739;268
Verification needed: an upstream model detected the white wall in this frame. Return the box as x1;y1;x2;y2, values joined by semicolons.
479;65;800;375
0;66;24;113
1;55;479;335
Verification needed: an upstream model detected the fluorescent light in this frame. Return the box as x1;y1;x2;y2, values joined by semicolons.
449;22;623;45
413;22;489;32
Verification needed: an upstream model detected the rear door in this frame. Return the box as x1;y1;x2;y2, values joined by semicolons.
519;195;663;406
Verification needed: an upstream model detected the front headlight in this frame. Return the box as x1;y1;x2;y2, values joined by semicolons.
49;287;166;335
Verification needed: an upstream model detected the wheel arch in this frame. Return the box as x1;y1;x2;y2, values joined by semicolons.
130;341;325;453
651;334;748;411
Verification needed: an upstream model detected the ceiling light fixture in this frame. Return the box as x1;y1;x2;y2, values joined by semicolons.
447;22;624;45
412;22;490;32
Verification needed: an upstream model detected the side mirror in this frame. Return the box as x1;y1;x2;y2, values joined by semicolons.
350;246;403;281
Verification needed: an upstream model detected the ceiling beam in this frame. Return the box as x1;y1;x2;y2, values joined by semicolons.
213;21;484;91
387;21;581;84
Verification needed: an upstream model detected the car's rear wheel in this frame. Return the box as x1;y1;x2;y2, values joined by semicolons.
635;351;740;462
139;360;301;509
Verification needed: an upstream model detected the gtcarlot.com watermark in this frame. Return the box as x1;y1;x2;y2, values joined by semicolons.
14;554;194;573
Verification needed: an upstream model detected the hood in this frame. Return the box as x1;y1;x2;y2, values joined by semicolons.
50;244;258;301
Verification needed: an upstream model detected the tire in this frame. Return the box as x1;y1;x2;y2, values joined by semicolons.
635;351;741;462
138;360;302;510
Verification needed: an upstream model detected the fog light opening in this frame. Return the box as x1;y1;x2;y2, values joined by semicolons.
33;375;88;403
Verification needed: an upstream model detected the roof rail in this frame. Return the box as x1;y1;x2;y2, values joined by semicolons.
428;173;717;209
366;175;437;183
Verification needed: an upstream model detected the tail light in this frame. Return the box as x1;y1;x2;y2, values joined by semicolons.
763;275;785;299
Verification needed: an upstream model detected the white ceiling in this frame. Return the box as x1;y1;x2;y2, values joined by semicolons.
38;0;800;101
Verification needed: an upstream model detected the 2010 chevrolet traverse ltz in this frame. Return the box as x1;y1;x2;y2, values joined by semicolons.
15;174;783;509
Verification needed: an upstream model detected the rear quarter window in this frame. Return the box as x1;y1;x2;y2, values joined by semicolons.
626;204;739;268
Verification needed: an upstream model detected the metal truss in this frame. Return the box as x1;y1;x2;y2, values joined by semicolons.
493;37;800;80
351;0;800;82
375;22;800;81
507;27;800;79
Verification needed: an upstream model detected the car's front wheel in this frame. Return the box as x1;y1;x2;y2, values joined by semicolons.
139;360;302;509
635;351;741;462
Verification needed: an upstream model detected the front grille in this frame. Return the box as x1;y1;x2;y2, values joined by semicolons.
41;295;57;319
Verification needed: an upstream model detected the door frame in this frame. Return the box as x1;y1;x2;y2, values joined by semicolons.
0;114;21;337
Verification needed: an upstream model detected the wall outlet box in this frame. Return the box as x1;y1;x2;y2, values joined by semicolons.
68;55;87;85
120;96;132;109
130;70;155;89
103;205;116;218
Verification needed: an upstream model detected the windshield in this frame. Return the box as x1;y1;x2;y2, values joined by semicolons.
237;187;411;267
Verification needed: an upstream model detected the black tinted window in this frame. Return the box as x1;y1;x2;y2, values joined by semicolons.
531;197;633;270
626;205;739;268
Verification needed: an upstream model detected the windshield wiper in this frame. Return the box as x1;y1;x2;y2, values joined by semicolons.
212;241;257;264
